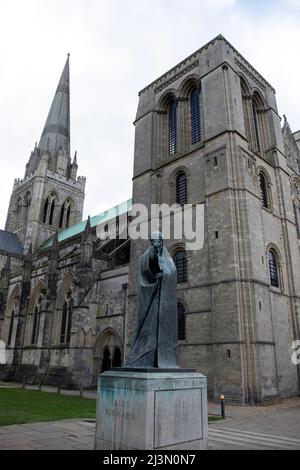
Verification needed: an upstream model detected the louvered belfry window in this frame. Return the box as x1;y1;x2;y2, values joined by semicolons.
177;302;186;341
191;87;201;144
43;198;49;224
174;250;187;284
168;100;177;155
59;204;65;228
268;250;279;288
66;206;71;228
252;100;261;154
49;200;55;226
259;173;268;209
176;173;187;206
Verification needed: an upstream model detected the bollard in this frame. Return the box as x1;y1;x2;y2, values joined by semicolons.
220;394;225;418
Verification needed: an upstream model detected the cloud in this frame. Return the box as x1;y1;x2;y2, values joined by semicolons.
0;0;300;231
285;0;300;7
207;0;236;6
179;0;235;7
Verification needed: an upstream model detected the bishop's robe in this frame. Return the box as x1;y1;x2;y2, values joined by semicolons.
125;245;178;368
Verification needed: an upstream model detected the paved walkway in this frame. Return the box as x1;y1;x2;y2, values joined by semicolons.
0;395;299;450
0;420;95;450
208;398;300;449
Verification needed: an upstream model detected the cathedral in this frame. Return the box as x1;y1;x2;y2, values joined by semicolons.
0;35;299;404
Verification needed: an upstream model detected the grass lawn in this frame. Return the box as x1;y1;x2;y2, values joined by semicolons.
208;416;225;422
0;388;96;426
0;388;225;426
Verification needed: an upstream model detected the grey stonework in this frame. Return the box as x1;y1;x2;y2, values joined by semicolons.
125;34;300;404
0;35;299;403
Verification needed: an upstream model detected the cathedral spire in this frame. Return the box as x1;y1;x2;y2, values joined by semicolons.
38;54;70;162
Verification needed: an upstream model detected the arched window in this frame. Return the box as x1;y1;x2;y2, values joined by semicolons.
252;92;270;155
291;179;300;239
168;99;177;155
240;81;269;155
177;302;186;341
43;198;49;224
176;173;187;206
190;87;201;144
268;249;279;288
26;286;45;348
16;198;22;227
293;203;300;238
24;192;31;223
59;203;65;229
43;193;58;226
59;200;73;229
49;200;55;226
66;205;71;228
7;307;15;347
31;305;41;345
240;78;252;146
252;98;261;154
174;250;187;284
259;173;269;209
60;295;73;344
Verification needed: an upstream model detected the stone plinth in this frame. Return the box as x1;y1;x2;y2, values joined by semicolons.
94;369;208;450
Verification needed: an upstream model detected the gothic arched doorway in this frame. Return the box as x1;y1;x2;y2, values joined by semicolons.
102;348;111;373
112;347;122;368
93;329;123;385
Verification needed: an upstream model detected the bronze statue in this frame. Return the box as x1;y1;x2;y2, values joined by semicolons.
125;232;179;368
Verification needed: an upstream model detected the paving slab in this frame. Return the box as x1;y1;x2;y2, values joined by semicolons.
0;398;299;450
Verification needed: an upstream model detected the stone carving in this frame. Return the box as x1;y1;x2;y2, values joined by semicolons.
82;316;94;334
97;292;123;317
125;232;178;368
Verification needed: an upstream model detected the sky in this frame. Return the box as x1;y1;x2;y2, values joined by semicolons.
1;0;300;229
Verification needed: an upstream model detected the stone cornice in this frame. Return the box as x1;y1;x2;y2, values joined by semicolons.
234;58;267;92
138;34;275;97
138;34;226;97
153;60;199;94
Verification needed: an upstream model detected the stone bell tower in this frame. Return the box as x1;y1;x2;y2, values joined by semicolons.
5;55;86;252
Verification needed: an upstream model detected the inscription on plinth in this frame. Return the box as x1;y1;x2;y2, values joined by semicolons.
154;389;204;448
104;400;137;422
95;371;208;450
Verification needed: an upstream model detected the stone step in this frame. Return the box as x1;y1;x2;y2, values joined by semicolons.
209;426;300;444
208;429;300;449
208;436;271;450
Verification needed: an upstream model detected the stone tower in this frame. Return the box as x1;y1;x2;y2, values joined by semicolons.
5;55;86;252
126;35;300;404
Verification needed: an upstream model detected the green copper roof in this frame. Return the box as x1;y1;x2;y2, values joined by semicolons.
40;198;132;250
0;230;23;255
